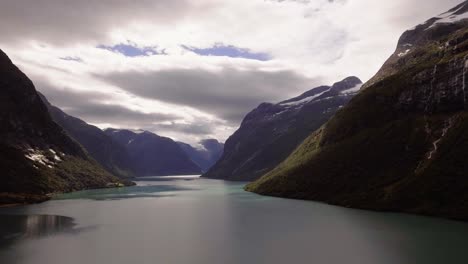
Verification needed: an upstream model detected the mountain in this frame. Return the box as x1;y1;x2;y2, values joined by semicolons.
105;129;202;176
203;76;362;181
39;94;135;179
247;1;468;220
0;49;132;205
177;139;224;172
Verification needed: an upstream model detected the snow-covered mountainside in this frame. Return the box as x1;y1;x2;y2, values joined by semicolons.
425;1;468;29
202;76;362;181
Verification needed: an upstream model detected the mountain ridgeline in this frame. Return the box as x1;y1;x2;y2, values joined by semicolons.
0;49;132;205
40;94;136;179
247;1;468;220
41;97;214;177
203;76;362;181
105;129;202;176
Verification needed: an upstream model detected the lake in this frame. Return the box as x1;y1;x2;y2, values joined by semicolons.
1;176;468;264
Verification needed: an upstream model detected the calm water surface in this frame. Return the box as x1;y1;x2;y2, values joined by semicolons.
1;176;468;264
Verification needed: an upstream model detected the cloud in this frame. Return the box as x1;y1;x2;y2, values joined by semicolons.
96;67;321;123
34;77;182;128
65;103;180;127
0;0;463;144
0;0;213;45
149;121;218;136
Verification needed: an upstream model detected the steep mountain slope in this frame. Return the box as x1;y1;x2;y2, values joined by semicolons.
247;1;468;220
177;139;224;172
203;76;362;181
39;94;135;179
105;129;202;176
0;49;131;205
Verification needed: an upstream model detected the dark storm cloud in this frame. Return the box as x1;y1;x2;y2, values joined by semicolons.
0;0;211;45
64;103;180;127
33;76;182;128
96;68;323;123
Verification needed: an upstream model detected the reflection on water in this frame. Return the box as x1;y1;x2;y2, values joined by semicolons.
0;214;75;248
1;177;468;264
136;175;199;182
55;184;195;201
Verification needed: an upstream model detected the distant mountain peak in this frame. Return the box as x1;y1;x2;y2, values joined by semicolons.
105;128;202;176
406;1;468;35
330;76;362;93
178;139;224;172
429;1;468;28
364;2;468;89
277;76;362;109
203;76;361;181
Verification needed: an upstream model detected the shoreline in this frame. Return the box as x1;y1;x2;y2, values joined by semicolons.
0;180;136;208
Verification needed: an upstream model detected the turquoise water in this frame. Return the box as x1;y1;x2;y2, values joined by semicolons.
1;176;468;264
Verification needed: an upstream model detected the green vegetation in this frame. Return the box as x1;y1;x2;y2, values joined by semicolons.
0;48;134;206
247;21;468;220
204;77;361;181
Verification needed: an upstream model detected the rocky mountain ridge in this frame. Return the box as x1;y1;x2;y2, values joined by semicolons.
203;76;362;181
40;94;136;179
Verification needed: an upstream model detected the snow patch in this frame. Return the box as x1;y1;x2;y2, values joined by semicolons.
25;148;61;168
280;89;331;106
131;129;146;134
271;109;289;117
398;49;411;57
426;6;468;29
49;149;62;161
25;149;48;166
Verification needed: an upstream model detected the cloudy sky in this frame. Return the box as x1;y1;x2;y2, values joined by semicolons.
0;0;462;145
